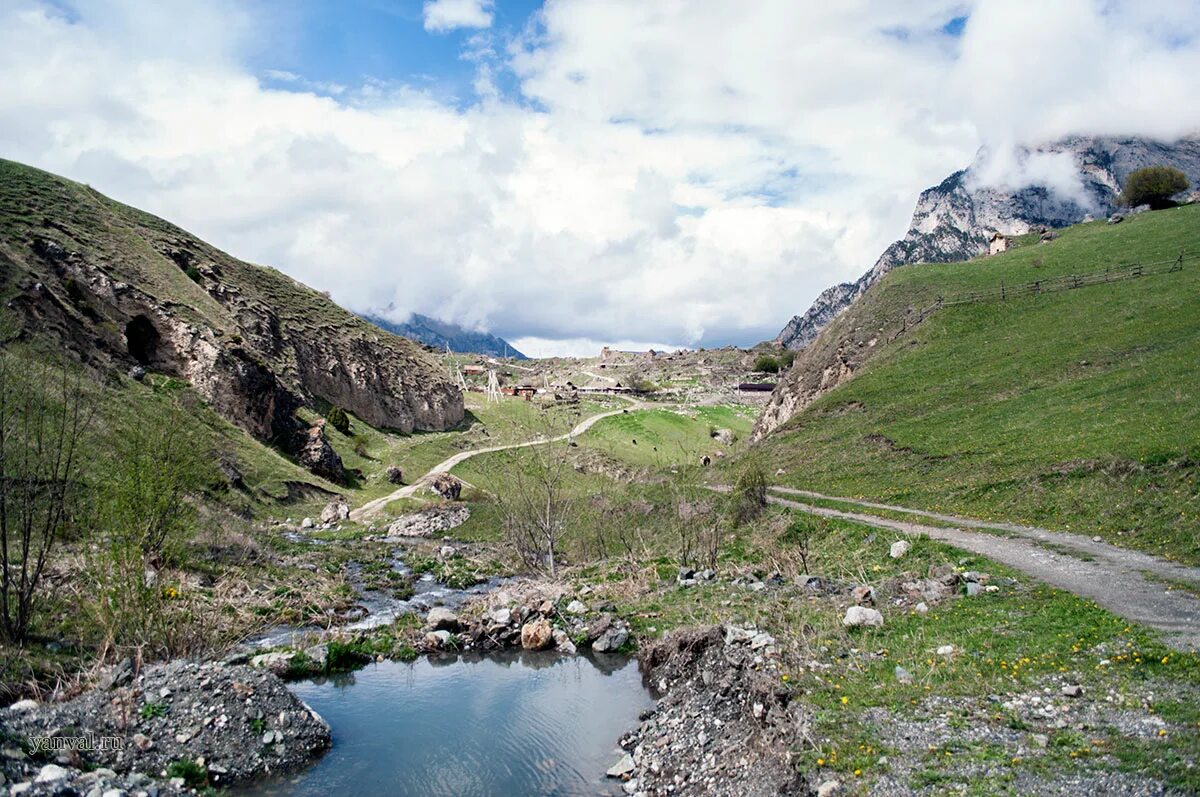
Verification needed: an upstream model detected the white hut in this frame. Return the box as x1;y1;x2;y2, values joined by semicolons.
988;232;1008;256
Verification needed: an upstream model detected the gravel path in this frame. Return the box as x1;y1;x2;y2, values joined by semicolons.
765;487;1200;652
351;399;643;521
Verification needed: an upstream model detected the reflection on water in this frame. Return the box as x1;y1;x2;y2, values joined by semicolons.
239;651;655;797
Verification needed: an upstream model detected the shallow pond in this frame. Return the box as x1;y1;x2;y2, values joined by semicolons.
241;651;655;796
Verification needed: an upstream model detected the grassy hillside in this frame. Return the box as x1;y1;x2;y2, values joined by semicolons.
580;405;756;467
746;204;1200;562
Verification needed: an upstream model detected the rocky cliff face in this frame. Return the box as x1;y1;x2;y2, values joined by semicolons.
775;135;1200;351
0;159;463;472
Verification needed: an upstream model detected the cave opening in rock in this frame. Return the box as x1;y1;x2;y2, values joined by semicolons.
125;315;160;366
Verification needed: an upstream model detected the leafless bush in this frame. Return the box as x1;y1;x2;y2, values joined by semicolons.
0;355;93;642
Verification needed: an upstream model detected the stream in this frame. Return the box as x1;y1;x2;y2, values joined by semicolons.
244;537;508;651
239;652;655;796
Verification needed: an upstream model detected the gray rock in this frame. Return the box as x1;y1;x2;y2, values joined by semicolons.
35;764;70;783
606;753;636;778
319;501;349;523
592;626;630;653
430;473;463;500
249;651;296;675
1062;684;1084;698
303;644;329;670
300;517;314;529
965;582;984;596
7;699;38;713
851;585;876;606
894;665;913;684
565;600;587;615
889;540;911;559
385;465;404;484
842;606;884;628
425;607;460;631
816;780;842;797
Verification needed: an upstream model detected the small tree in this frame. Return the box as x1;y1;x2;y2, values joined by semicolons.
494;406;580;576
754;354;780;374
779;349;796;369
91;403;207;654
0;356;92;642
731;464;768;525
782;516;818;574
1122;166;1190;209
325;406;350;435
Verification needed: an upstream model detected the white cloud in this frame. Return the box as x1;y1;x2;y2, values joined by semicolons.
1;1;1198;356
423;0;493;32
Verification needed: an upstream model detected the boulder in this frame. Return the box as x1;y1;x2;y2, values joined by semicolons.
712;428;735;446
521;618;553;650
889;540;911;559
425;607;460;632
249;651;296;676
320;500;350;523
300;517;315;529
296;422;345;483
385;465;404;484
552;629;577;655
35;765;70;784
842;606;883;628
489;608;513;627
607;753;635;779
592;625;630;653
424;630;453;649
431;473;463;501
816;780;842;797
851;585;876;606
565;600;587;615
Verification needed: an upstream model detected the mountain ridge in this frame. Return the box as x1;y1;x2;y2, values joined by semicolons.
774;135;1200;351
364;312;527;359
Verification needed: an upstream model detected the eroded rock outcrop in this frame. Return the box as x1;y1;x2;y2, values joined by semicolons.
0;159;464;478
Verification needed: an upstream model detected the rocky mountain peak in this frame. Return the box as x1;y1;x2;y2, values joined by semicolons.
775;135;1200;351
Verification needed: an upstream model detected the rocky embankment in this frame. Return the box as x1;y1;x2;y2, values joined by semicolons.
612;625;809;797
0;660;330;795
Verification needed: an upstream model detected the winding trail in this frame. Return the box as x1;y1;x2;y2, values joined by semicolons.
763;486;1200;651
350;399;643;521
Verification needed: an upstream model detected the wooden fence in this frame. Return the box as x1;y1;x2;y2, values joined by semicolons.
885;251;1190;345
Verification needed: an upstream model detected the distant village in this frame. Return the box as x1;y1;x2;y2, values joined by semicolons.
442;344;783;404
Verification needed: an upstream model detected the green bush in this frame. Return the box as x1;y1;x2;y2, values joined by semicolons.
1122;166;1190;209
779;349;796;368
326;406;350;434
731;464;768;525
753;354;780;374
165;759;208;789
184;265;203;283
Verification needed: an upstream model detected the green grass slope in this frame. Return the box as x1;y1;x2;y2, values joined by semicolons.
747;204;1200;562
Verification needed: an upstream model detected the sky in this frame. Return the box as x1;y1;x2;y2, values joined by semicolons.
1;1;1198;357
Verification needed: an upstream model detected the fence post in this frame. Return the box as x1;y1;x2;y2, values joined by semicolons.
1172;253;1183;272
1001;281;1005;301
1134;264;1143;277
1033;280;1041;294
